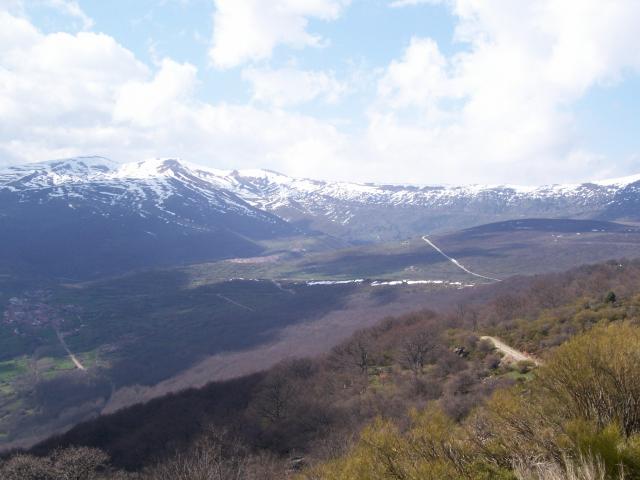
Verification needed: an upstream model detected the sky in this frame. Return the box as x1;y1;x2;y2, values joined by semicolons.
1;0;639;185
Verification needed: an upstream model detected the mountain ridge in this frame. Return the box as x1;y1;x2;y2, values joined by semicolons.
3;155;640;197
0;157;299;279
3;156;640;244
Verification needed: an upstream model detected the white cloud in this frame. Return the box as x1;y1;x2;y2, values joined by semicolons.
0;10;146;163
0;10;350;175
377;37;456;111
44;0;94;30
209;0;350;69
2;2;640;186
114;59;198;126
5;0;94;30
242;66;346;107
389;0;441;7
0;11;147;125
368;0;640;184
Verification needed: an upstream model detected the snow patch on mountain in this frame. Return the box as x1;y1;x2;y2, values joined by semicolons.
2;156;639;234
593;173;640;187
0;157;281;226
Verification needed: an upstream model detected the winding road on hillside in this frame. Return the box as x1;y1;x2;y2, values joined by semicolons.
481;336;542;366
55;328;87;371
421;235;501;282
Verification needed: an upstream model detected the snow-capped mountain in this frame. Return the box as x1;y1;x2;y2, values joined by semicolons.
0;157;297;279
225;169;640;240
1;156;275;225
2;156;640;246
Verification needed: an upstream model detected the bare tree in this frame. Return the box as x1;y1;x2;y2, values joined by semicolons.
344;331;373;377
147;427;248;480
401;332;434;376
0;447;108;480
51;447;109;480
467;308;480;332
493;294;526;323
253;371;298;423
455;302;467;325
530;278;565;309
0;454;53;480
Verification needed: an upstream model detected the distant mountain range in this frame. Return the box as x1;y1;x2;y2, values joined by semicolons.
2;156;639;278
218;164;640;240
3;156;640;449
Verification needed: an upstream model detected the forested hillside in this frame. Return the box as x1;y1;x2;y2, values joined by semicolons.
4;259;640;479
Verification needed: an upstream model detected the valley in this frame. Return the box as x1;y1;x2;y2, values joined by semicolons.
188;218;640;284
0;275;465;448
2;157;640;449
25;259;640;477
3;215;640;448
4;5;640;477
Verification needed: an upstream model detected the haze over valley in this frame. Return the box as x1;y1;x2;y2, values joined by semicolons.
2;1;640;478
2;156;640;449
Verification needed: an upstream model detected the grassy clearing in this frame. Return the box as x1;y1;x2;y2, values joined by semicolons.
37;355;73;370
51;356;76;371
78;350;99;368
0;357;28;383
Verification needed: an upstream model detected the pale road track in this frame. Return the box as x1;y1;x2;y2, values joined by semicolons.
271;280;295;295
55;329;87;371
216;294;256;312
481;336;542;366
421;235;502;282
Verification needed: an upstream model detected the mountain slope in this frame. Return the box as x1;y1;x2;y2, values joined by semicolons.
0;157;298;279
227;170;640;241
3;156;640;278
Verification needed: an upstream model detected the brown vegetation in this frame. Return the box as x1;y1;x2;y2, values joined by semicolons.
6;259;640;479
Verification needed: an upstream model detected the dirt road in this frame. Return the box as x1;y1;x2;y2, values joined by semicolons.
481;336;542;365
422;235;501;282
55;329;87;371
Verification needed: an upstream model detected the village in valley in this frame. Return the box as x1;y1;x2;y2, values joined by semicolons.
2;291;82;337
